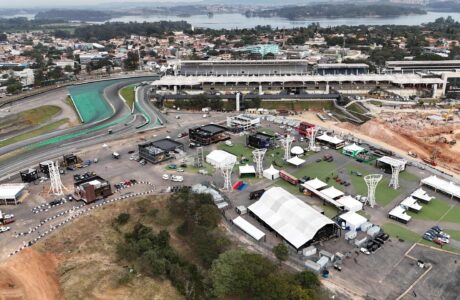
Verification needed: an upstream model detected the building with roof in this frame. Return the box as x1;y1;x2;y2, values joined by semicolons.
238;44;280;57
232;216;266;241
247;132;276;149
226;114;260;132
152;73;444;98
189;124;229;146
317;63;369;75
171;59;309;76
138;138;184;164
385;60;460;73
337;211;367;232
0;183;27;205
74;175;112;204
316;134;345;149
248;187;338;250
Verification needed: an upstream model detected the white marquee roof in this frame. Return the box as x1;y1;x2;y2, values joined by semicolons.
336;196;363;212
239;164;256;174
339;211;367;228
291;146;304;155
377;156;407;167
304;178;328;190
206;150;237;167
421;175;460;199
411;188;433;202
401;196;422;211
321;186;345;199
389;205;412;222
248;187;334;249
316;133;344;145
0;184;26;199
343;143;365;153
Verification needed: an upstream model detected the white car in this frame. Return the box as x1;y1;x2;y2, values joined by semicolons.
0;226;10;233
177;168;184;172
360;248;370;255
4;214;14;219
171;175;184;182
162;174;169;180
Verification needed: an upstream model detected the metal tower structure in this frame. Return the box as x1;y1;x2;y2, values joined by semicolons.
389;163;404;190
308;127;318;151
48;161;67;196
195;147;204;167
364;174;382;208
281;135;295;161
220;161;235;191
252;149;267;178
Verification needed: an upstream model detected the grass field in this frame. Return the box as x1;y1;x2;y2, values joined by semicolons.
444;229;460;241
120;85;135;110
399;170;420;182
441;206;460;224
408;198;451;221
0;105;61;133
383;223;460;254
345;165;401;206
0;119;69;147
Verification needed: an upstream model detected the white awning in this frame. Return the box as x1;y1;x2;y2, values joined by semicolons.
343;143;364;153
421;175;460;199
321;186;345;200
389;205;412;222
400;196;422;212
304;178;327;190
287;156;306;166
316;134;344;145
411;188;433;202
232;216;265;241
206;150;237;168
377;156;407;169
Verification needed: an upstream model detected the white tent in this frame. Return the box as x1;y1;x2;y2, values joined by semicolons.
239;164;256;176
248;187;335;250
232;216;265;241
336;195;363;212
389;205;411;224
400;196;422;212
421;175;460;199
304;178;328;190
206;150;237;167
291;146;304;155
321;186;345;200
411;188;433;203
263;165;279;180
338;211;367;232
287;156;306;167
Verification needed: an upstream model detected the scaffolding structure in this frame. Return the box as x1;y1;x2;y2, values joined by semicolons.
364;174;382;208
195;147;204;167
308;127;318;150
252;149;267;178
220;161;235;191
48;161;67;196
389;163;404;190
281;135;295;161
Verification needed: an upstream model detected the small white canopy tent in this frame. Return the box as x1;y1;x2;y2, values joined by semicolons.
304;178;328;190
291;146;304;156
287;156;306;167
321;186;345;200
263;165;279;180
338;211;367;232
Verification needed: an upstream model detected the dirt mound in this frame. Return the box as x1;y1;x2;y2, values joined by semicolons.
0;249;62;300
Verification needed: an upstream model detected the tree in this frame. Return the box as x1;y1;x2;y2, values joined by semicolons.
64;65;73;73
114;213;130;225
124;51;139;70
272;243;289;264
6;78;22;94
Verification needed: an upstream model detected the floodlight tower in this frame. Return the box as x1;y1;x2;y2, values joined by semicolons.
220;161;235;191
195;147;204;167
389;163;404;190
364;174;382;208
252;149;267;178
308;126;318;151
281;135;295;161
48;161;67;196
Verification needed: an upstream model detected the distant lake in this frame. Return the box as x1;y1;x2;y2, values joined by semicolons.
108;11;460;29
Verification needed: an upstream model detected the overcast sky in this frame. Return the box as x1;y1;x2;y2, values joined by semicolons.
0;0;191;8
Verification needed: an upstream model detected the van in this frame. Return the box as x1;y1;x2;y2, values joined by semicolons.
112;152;120;159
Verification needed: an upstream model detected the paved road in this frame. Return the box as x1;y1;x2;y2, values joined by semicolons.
0;77;158;181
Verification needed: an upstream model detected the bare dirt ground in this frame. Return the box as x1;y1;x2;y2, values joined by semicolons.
0;197;184;300
296;111;460;178
0;249;62;300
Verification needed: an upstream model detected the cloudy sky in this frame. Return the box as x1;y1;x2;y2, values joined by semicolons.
0;0;191;8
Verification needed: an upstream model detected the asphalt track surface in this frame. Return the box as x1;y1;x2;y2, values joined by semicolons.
0;76;159;180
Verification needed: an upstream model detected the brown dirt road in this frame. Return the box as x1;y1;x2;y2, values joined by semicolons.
0;249;62;300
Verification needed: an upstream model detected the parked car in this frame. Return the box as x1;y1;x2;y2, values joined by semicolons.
162;174;169;180
360;248;370;255
423;234;433;241
198;169;208;175
177;168;184;172
433;238;445;246
0;226;10;233
171;175;184;182
167;164;177;169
